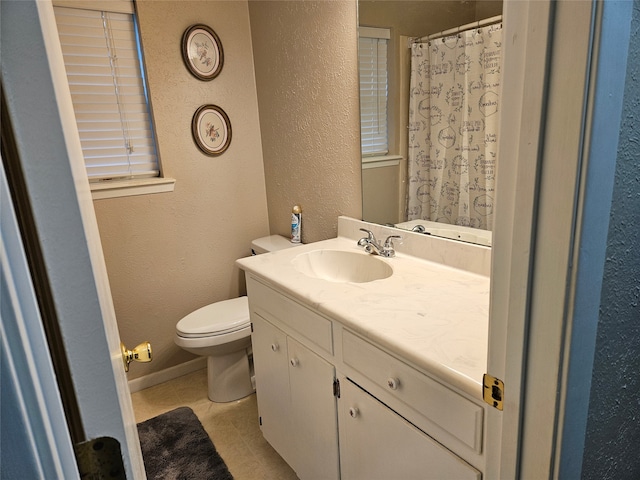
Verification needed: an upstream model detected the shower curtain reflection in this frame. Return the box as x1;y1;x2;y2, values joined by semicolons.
406;22;502;230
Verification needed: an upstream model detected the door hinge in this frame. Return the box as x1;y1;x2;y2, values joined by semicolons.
251;322;254;333
74;437;126;479
259;416;262;426
333;378;340;398
483;373;504;410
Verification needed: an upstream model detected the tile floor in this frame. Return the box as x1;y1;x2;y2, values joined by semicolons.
131;369;299;480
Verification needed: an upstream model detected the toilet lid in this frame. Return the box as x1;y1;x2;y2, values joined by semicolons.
176;296;250;338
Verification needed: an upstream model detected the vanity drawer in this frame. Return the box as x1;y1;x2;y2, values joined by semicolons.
247;276;333;355
342;329;483;453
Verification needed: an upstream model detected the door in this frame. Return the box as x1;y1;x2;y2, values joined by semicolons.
488;0;632;478
251;313;294;465
1;0;145;477
251;314;340;479
1;161;80;478
288;336;339;480
338;377;480;480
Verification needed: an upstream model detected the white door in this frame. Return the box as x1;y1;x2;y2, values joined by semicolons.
251;313;294;464
338;377;480;480
251;314;340;480
1;0;145;478
287;336;339;480
488;0;633;477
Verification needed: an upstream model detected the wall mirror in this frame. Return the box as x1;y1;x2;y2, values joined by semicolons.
358;0;503;247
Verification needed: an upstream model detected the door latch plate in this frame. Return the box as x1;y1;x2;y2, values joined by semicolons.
483;373;504;410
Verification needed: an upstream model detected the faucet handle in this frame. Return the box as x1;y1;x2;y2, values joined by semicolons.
359;228;375;240
384;235;402;248
358;228;377;245
381;235;402;258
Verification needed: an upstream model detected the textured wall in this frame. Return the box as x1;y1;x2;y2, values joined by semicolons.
248;0;362;243
93;1;270;379
582;2;640;477
359;0;486;36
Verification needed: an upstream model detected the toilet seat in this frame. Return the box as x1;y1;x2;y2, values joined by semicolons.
176;296;249;338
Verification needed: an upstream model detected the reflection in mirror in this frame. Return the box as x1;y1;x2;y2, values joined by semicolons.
358;1;503;246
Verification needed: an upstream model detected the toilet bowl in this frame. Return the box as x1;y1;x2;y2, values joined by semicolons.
174;235;300;403
175;296;253;402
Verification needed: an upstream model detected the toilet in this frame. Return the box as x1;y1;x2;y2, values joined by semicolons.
174;235;299;402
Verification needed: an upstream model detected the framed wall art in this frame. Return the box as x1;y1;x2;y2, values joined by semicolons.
182;24;223;81
191;105;232;156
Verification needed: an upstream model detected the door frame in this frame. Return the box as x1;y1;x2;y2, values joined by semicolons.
489;0;633;477
3;0;633;478
1;0;145;477
1;159;80;479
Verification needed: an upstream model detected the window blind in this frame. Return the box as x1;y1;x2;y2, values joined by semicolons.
359;28;389;157
54;6;159;181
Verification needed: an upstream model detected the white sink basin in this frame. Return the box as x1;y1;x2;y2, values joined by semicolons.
292;250;393;283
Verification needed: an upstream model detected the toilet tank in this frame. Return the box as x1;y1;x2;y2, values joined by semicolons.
251;235;300;255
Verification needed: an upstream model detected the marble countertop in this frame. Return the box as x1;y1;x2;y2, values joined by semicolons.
236;233;490;401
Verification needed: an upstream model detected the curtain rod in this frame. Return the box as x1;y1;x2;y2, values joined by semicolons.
410;15;502;46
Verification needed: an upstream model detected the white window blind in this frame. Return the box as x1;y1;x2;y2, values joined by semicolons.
54;5;159;182
359;27;390;157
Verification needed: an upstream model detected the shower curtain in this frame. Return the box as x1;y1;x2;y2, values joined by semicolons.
406;23;502;230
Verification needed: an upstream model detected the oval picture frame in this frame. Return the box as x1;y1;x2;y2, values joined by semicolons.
182;24;223;81
191;105;232;156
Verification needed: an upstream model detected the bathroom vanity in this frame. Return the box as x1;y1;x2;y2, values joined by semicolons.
237;217;491;479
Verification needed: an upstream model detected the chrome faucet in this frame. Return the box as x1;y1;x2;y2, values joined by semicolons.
357;228;402;258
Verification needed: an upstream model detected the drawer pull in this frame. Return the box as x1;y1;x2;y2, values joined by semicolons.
387;377;400;390
271;343;279;352
290;358;299;367
349;407;359;418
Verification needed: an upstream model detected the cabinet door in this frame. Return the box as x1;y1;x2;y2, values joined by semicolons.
251;314;294;465
288;337;340;480
339;378;481;480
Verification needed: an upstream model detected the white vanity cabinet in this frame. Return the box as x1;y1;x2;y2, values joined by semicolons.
338;377;481;480
246;274;485;480
338;328;484;478
248;279;340;480
341;329;485;457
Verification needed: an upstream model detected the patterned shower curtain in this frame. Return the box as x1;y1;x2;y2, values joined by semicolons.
406;23;502;230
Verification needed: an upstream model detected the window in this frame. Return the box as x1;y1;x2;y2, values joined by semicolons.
358;27;390;157
54;2;163;190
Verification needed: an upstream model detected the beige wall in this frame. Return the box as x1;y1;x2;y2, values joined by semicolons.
93;1;270;379
248;0;362;243
362;165;401;225
358;1;502;36
94;0;363;379
476;1;503;20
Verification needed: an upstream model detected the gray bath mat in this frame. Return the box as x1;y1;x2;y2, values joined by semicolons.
137;406;233;480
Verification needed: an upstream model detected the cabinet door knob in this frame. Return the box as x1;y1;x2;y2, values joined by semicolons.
290;358;299;367
387;377;399;390
271;343;279;352
349;407;359;418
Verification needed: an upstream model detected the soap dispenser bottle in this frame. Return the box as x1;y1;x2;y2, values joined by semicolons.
291;205;302;243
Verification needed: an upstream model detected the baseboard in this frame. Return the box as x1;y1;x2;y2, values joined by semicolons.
128;357;207;393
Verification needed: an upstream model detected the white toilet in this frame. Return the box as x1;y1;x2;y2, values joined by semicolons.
174;235;299;403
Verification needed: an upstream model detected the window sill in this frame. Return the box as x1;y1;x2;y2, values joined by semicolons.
90;177;176;200
362;155;403;169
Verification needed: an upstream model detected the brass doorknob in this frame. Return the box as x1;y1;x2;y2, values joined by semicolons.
121;341;152;372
